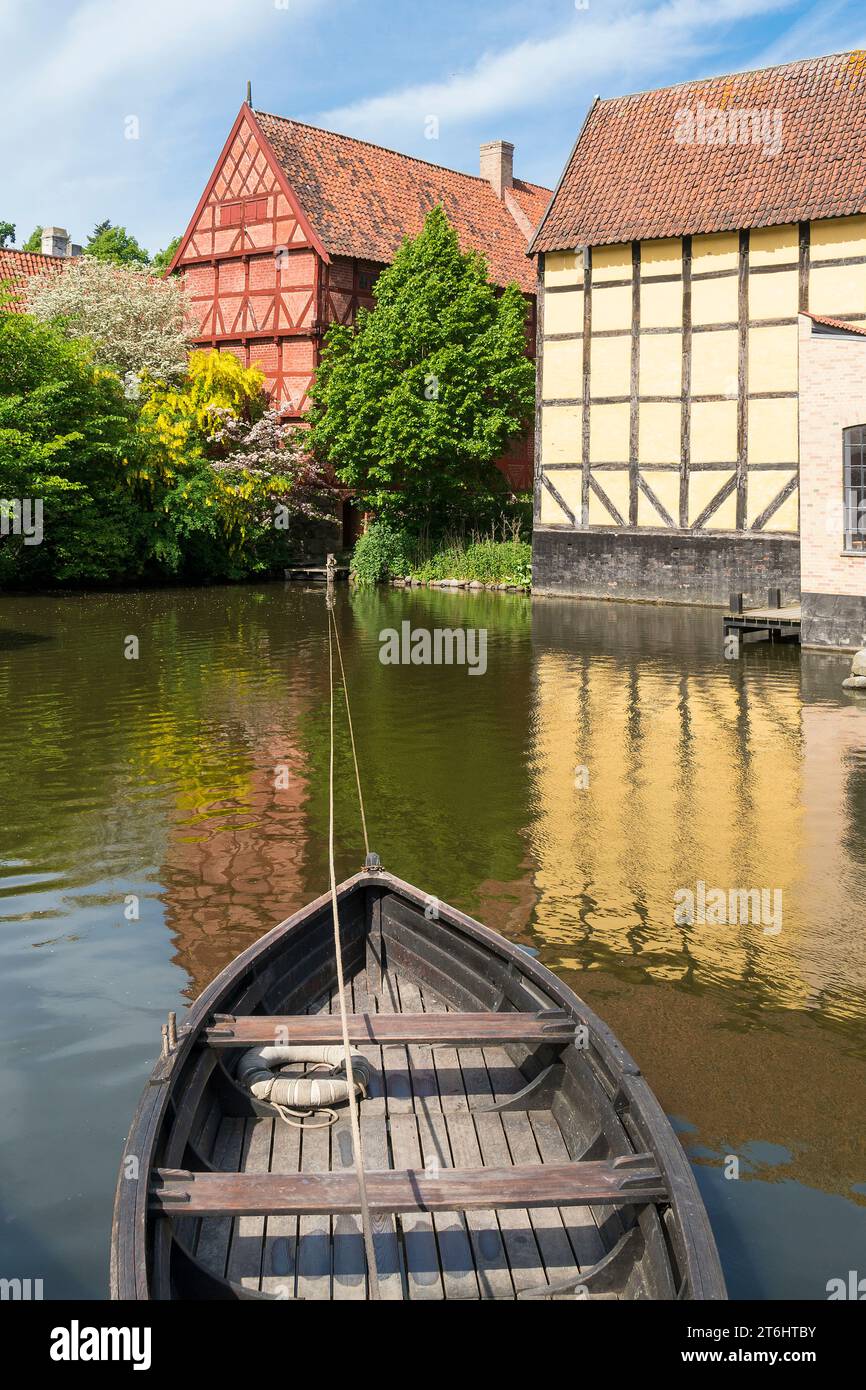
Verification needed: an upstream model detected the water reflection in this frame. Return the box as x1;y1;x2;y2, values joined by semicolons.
0;582;863;1299
527;598;866;1023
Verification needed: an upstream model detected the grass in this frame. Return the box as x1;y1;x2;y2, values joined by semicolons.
351;517;532;587
410;536;531;585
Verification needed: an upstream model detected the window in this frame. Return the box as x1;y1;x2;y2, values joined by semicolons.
218;198;268;227
843;424;866;551
358;271;374;291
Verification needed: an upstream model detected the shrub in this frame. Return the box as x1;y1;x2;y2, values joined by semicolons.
351;519;414;584
135;354;337;581
412;538;531;585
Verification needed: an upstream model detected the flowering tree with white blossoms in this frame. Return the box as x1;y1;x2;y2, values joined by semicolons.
208;407;338;529
26;257;191;380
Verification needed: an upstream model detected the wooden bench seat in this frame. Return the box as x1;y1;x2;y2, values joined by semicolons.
151;1155;666;1216
203;1009;576;1048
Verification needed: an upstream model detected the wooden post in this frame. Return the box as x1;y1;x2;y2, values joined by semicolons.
767;587;781;610
729;592;743;614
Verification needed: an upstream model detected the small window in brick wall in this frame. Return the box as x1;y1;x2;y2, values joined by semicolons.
358;271;374;291
219;198;268;227
843;424;866;551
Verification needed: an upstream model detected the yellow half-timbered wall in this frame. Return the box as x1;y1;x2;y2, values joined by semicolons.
537;215;866;535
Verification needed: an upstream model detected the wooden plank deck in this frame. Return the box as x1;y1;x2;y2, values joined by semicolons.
189;968;624;1300
284;566;350;581
723;596;801;645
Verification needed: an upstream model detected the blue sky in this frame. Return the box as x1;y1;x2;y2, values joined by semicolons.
3;0;865;258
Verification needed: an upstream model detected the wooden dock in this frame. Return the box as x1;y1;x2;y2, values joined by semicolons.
284;565;349;582
723;590;801;644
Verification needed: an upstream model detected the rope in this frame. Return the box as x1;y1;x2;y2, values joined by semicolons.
272;1103;339;1130
329;607;369;858
326;610;381;1300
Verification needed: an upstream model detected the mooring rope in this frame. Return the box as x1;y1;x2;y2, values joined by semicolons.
329;606;369;859
326;606;381;1299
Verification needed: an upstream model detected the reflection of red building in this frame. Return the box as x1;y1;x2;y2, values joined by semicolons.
161;728;314;999
169;102;549;491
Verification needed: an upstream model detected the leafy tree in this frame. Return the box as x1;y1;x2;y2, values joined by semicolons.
0;319;334;587
308;205;534;530
26;255;190;378
22;226;43;253
136;351;337;578
152;235;182;276
139;350;269;460
85;222;149;265
0;313;150;586
0;221;15;248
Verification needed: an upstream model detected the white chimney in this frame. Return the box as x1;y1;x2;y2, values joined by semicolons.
41;227;80;258
42;227;69;256
480;140;514;199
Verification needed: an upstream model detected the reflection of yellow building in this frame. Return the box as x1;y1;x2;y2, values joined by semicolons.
800;694;866;1007
527;599;816;1013
525;603;866;1202
530;52;866;616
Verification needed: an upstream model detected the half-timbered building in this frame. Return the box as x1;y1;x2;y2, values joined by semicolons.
169;102;549;491
529;51;866;646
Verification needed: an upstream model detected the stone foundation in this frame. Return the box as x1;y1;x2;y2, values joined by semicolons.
801;592;866;650
532;527;800;607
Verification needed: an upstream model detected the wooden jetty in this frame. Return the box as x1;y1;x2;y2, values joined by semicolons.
724;590;801;644
285;565;349;582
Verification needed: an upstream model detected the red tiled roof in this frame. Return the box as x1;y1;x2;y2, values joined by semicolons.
254;110;549;292
532;50;866;253
803;311;866;336
509;182;551;231
0;248;64;310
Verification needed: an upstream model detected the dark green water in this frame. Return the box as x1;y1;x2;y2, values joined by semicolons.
1;582;864;1299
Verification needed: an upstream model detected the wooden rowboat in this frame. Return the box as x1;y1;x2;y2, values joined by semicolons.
110;866;726;1300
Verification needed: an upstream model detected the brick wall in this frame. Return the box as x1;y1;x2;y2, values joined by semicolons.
798;314;866;647
533;527;800;607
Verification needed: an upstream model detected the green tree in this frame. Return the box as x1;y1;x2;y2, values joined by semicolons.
308;205;534;529
151;235;182;276
0;221;15;248
22;226;43;253
27;254;190;378
85;222;149;265
135;350;336;581
0;313;150;586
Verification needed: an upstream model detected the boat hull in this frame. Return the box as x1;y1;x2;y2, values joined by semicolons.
111;870;726;1300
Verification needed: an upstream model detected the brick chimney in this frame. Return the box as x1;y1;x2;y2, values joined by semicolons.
41;227;81;258
480;140;514;199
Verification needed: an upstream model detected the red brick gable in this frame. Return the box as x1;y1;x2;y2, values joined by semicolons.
0;248;64;311
532;50;866;253
254;110;548;292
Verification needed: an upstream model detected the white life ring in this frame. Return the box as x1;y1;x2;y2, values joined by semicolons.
236;1045;372;1126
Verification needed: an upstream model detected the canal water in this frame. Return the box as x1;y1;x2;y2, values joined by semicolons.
1;582;864;1299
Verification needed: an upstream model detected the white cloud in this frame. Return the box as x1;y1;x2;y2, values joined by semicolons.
322;0;799;139
752;0;866;67
4;0;322;113
0;0;323;249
